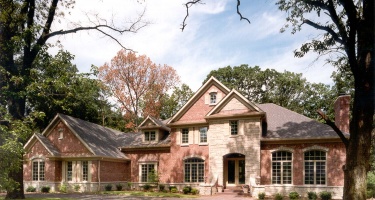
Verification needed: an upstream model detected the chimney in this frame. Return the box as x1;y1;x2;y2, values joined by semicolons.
334;94;351;133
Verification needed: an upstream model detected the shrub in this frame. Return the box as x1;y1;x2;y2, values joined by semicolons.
143;184;151;191
104;184;112;191
41;186;50;193
59;184;68;193
127;182;132;190
183;186;192;194
191;188;199;195
367;171;375;198
258;192;266;200
274;193;283;200
319;191;332;200
307;191;317;200
169;186;177;192
159;184;165;191
170;188;178;193
26;186;36;192
116;183;123;191
289;191;299;199
74;184;81;192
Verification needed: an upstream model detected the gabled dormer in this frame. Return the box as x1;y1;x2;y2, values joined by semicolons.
138;116;170;143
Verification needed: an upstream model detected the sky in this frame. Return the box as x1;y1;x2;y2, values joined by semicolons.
49;0;336;91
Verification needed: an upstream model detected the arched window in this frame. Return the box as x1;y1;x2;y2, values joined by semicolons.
184;158;204;183
32;159;45;181
272;151;292;184
304;150;326;185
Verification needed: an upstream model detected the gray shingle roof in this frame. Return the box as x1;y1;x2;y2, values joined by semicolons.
58;114;128;159
35;133;61;156
118;132;171;149
257;103;346;139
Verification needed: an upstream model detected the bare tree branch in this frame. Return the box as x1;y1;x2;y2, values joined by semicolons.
303;19;344;45
317;109;349;147
181;0;203;31
237;0;250;24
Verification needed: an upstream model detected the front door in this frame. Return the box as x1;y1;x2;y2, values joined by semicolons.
227;159;245;186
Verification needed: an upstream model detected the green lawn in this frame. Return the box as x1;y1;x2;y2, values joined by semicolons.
101;190;199;198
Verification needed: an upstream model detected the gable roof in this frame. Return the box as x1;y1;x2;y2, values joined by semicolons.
24;133;60;156
138;116;171;131
257;103;348;140
118;132;171;151
167;76;230;124
206;89;264;119
45;114;128;159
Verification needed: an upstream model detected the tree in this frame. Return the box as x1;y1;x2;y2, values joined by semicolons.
0;1;146;198
98;50;180;130
159;83;194;120
187;1;374;198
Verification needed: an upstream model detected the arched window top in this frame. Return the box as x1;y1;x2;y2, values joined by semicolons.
183;155;205;161
270;146;294;153
184;157;204;163
303;145;328;152
272;151;292;161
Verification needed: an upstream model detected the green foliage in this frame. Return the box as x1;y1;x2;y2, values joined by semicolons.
159;184;165;191
168;186;177;192
59;184;68;193
116;183;123;191
289;191;299;199
182;186;192;194
191;188;198;195
104;184;112;191
74;184;80;192
274;193;283;200
127;182;133;190
147;169;159;183
319;191;332;200
170;188;178;193
367;171;375;198
41;186;50;193
143;184;151;191
159;84;194;119
258;192;266;199
25;186;36;192
307;191;317;200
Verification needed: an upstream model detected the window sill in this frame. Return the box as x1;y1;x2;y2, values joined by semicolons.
199;143;208;146
180;144;189;147
229;135;241;138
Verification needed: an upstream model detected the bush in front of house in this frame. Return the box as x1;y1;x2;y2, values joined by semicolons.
168;186;177;192
258;192;266;199
127;182;132;190
104;184;112;191
191;188;199;195
116;183;123;191
274;193;283;200
170;188;178;193
74;184;81;192
41;186;50;193
182;186;192;194
159;184;165;191
143;184;151;191
289;191;300;199
307;191;317;200
26;186;36;192
319;191;332;200
59;184;68;193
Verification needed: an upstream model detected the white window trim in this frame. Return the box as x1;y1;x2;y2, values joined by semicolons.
183;157;205;183
181;128;189;146
303;150;327;186
209;92;217;105
138;162;158;183
199;127;208;145
144;130;158;142
271;151;293;185
32;159;45;181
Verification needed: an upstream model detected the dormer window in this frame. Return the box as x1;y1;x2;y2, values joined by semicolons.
210;92;217;104
145;131;156;141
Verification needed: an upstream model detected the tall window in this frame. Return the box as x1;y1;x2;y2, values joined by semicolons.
32;160;45;181
184;158;204;183
67;161;73;181
199;127;207;143
182;128;189;144
304;150;326;185
230;121;238;135
210;92;217;104
82;161;88;181
140;164;156;182
145;131;156;141
272;151;292;184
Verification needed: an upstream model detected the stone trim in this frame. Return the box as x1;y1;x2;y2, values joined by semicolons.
302;145;329;152
270;146;294;153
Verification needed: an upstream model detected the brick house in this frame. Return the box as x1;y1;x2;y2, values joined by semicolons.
23;77;348;198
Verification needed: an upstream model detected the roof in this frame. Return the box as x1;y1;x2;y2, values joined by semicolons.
138;116;171;131
118;132;171;150
57;114;128;159
24;133;61;156
257;103;347;139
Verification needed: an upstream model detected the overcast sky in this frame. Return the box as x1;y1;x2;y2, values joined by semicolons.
49;0;335;91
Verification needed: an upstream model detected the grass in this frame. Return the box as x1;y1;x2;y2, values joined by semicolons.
101;190;199;198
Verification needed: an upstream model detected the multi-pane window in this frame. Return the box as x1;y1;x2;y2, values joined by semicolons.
199;127;207;143
145;131;156;141
32;160;45;181
272;151;292;184
82;161;88;181
210;92;217;104
184;158;204;183
67;161;73;181
304;150;326;185
141;164;155;182
230;121;238;135
182;128;189;144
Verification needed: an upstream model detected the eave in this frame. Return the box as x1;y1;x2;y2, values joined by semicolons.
120;145;170;152
205;112;266;120
261;137;346;144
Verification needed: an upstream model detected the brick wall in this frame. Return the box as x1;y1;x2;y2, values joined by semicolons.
100;161;129;182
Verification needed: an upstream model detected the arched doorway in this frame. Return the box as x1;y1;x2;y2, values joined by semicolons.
223;153;245;187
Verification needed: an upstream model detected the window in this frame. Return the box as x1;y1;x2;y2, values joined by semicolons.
272;151;292;184
82;161;88;181
230;121;238;135
67;161;73;181
210;92;217;104
145;131;156;141
199;127;207;143
140;163;156;182
304;150;326;185
184;158;204;183
32;160;45;181
181;128;189;144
